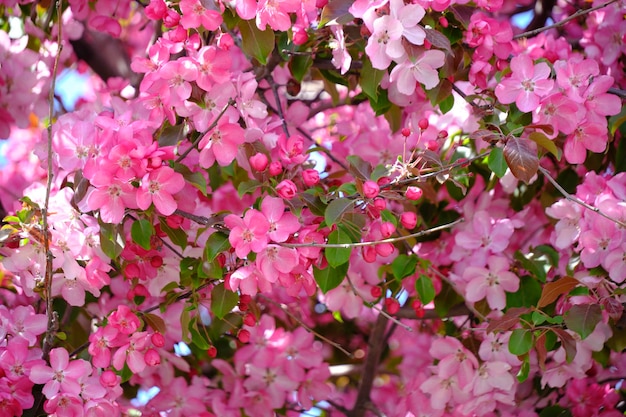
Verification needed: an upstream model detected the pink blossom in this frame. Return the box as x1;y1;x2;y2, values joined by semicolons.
389;49;446;93
111;331;150;374
260;196;300;242
195;46;232;90
179;0;223;30
563;118;609;164
465;13;513;60
136;166;185;216
225;209;271;258
256;244;299;282
29;347;91;398
86;171;137;224
495;54;554;113
108;305;141;335
88;325;123;368
43;393;84;417
228;264;273;296
276;180;297;199
533;93;582;135
198;120;246;168
463;256;519;310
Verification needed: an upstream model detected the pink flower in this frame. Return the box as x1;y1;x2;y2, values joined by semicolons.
88;325;123;368
261;197;300;242
533;93;582;135
302;169;320;186
198;120;246;168
179;0;223;30
276;180;297;199
111;331;150;374
465;13;513;61
29;348;91;398
195;45;232;90
495;54;554;113
86;171;138;224
389;49;446;93
136;166;185;216
563;118;609;164
463;256;519;310
362;180;380;198
256;244;299;282
249;153;269;172
225;209;271;258
108;305;141;335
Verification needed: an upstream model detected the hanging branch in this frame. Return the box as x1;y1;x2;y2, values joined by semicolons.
539;166;626;228
513;0;619;39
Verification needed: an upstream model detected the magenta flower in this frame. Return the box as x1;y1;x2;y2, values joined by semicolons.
136;166;185;216
86;171;137;224
463;256;519;310
225;209;271;258
495;54;554;113
198;120;246;168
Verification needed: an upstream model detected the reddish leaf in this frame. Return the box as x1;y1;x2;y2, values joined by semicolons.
528;124;555;136
486;307;532;334
602;297;624;321
469;129;503;144
537;276;579;308
425;28;452;55
535;333;548;370
143;313;166;334
503;137;539;184
550;328;577;363
564;304;603;340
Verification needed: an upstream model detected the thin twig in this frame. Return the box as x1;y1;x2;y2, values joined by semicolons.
41;0;63;362
513;0;619;39
175;100;234;163
539;166;626;228
267;77;290;136
259;295;354;358
282;218;463;249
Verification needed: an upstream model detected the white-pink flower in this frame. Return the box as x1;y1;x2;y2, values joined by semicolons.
389;49;445;93
463;256;519;310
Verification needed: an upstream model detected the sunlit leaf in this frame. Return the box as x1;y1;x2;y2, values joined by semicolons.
503;136;539;184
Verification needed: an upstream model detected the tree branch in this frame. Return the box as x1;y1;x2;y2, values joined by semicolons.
348;312;388;417
514;0;619;39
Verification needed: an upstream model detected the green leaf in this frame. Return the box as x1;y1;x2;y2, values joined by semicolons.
488;147;508;178
415;274;435;304
237;179;261;197
360;58;385;100
239;19;275;65
564;304;602;340
100;222;125;259
189;318;211;350
434;280;465;317
509;329;533;356
159;218;188;249
326;227;353;268
131;219;154;250
517;355;530;382
290;53;314;83
539;405;572;417
391;255;418;280
205;232;231;262
506;276;542;308
173;162;207;196
211;283;239;319
529;131;560;160
325;198;354;226
314;263;349;293
438;93;454;114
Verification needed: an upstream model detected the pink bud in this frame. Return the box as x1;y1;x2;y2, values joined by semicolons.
363;181;380;199
145;348;161;366
100;370;118;388
249;153;269;172
243;313;256;327
438;16;449;28
400;212;418;229
381;222;395;238
269;161;283;176
406;186;423;200
151;332;165;347
373;198;386;211
293;27;309;45
216;32;234;50
401;128;411;137
238;329;251;343
276;180;297;199
163;10;180;27
207;345;218;358
302;169;320;186
385;298;400;314
418;118;429;130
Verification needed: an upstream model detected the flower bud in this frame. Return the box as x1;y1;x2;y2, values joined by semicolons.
276;180;297;199
370;286;382;298
249;153;269;172
406;186;423;200
381;222;395;238
243;313;256;327
418;118;429;130
293;27;309;45
384;298;400;314
302;169;320;186
145;349;161;366
269;161;283;176
151;332;165;347
100;370;118;388
207;345;218;358
362;180;380;199
373;198;386;211
400;212;418;229
238;329;251;343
